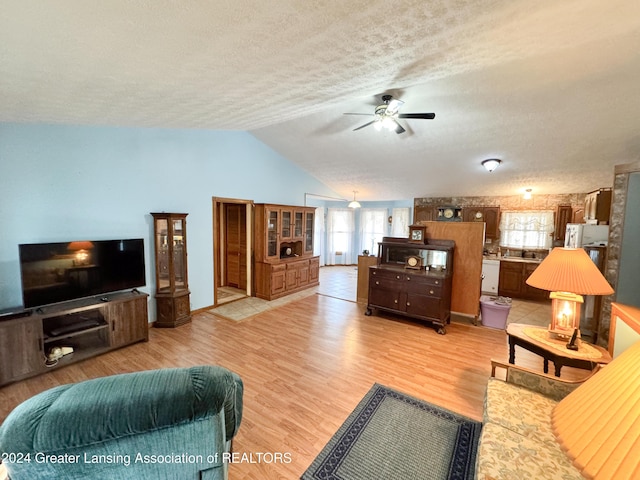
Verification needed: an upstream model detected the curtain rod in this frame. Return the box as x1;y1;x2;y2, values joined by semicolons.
304;193;348;206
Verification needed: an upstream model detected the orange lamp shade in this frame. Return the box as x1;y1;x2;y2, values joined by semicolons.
67;241;94;251
552;340;640;479
526;247;614;296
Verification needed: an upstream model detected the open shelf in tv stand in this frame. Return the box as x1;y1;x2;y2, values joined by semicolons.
0;290;149;387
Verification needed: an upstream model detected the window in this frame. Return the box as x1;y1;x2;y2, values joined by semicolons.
326;208;355;265
499;211;555;250
390;208;410;238
359;208;387;255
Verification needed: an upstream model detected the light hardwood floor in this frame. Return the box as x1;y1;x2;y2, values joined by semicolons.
0;269;586;479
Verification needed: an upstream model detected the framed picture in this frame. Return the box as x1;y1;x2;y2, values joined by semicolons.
408;225;427;244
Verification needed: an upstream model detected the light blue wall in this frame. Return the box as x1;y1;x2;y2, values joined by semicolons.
0;123;337;316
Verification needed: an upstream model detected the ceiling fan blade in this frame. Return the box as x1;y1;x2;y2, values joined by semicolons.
394;121;406;134
386;99;404;115
353;120;377;131
398;113;436;120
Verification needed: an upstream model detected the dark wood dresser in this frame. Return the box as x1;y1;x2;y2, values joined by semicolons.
365;237;454;334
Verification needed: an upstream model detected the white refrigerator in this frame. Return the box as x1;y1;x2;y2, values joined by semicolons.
564;224;609;248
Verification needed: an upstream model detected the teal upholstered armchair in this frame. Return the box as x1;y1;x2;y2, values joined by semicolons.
0;365;243;480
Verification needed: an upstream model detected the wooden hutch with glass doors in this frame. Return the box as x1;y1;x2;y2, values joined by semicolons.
254;204;319;300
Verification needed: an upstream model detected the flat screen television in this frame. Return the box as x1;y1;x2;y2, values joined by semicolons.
19;239;146;309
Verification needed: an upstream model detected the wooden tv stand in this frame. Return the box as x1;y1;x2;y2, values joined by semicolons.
0;291;149;387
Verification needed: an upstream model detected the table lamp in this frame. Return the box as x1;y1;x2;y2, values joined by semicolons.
525;247;614;339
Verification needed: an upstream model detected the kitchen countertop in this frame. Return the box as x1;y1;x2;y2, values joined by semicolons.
483;255;542;264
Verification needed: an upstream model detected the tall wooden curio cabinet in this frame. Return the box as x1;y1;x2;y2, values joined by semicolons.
151;212;191;327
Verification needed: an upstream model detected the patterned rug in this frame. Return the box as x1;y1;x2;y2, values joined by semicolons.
301;384;481;480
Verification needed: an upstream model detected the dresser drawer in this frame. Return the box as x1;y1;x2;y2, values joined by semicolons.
370;269;405;281
404;279;442;297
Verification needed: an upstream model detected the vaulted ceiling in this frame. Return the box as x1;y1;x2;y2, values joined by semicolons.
2;1;639;201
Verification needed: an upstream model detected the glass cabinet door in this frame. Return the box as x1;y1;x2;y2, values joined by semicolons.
155;218;171;292
267;210;278;258
172;218;187;290
281;210;291;239
304;211;314;253
294;211;303;238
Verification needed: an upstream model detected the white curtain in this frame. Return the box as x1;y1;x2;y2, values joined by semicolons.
390;208;410;238
499;211;555;249
314;207;325;265
359;208;387;256
326;208;355;265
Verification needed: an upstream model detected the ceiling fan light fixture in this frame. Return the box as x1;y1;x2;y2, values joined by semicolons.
381;116;396;131
482;158;502;172
524;188;533;200
348;191;361;209
345;94;435;134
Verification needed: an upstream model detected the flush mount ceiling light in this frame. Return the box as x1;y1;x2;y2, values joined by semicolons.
524;188;533;200
481;159;502;172
348;191;361;209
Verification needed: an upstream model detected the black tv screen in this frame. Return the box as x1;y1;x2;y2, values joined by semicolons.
19;239;146;309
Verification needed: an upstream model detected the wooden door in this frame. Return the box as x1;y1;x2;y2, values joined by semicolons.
109;296;149;347
0;317;43;385
225;204;247;288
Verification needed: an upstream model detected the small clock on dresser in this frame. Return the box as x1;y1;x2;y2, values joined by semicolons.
408;225;427;243
405;255;423;269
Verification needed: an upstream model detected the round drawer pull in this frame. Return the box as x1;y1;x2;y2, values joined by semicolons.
406;277;411;281
406;302;411;306
396;275;401;279
394;299;398;304
429;290;434;294
435;280;439;285
375;281;379;285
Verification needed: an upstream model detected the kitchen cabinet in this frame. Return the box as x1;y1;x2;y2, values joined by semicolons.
554;205;573;243
414;205;437;222
365;237;454;334
498;260;548;301
462;206;500;240
572;207;585;224
584;188;612;224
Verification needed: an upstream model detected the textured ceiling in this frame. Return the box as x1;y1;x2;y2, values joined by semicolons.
2;1;640;200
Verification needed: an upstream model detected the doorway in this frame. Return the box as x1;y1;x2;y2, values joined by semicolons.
212;197;253;306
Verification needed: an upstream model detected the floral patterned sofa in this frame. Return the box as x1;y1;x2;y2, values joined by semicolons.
475;360;593;479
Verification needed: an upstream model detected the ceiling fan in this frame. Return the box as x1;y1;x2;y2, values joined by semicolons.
344;94;435;134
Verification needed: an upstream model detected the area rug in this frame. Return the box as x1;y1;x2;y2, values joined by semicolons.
209;288;318;321
301;384;481;480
